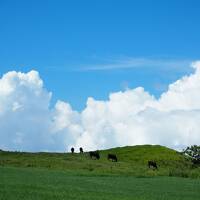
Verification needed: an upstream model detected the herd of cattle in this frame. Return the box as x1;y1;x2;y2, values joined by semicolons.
70;147;158;169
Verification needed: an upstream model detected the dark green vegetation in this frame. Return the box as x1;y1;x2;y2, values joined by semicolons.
1;167;200;200
1;145;200;200
0;145;199;177
183;145;200;165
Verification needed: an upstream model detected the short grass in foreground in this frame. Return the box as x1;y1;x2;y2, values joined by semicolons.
1;167;200;200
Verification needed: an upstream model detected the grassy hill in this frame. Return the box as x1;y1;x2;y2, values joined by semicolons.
0;145;199;178
1;145;200;200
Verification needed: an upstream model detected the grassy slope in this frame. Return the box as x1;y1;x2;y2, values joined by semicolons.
1;167;200;200
1;145;200;200
0;145;199;177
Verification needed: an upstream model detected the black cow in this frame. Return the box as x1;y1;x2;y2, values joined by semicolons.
107;154;118;162
71;147;74;154
89;151;100;160
80;147;83;154
148;161;158;169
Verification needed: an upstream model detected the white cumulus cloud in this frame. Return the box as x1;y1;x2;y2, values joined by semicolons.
0;62;200;152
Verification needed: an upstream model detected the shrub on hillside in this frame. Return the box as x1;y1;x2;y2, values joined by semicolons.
190;170;200;179
169;168;189;178
183;145;200;166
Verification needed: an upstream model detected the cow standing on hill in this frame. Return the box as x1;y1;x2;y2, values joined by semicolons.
71;147;74;154
89;151;100;160
148;161;158;169
80;147;83;154
107;154;118;162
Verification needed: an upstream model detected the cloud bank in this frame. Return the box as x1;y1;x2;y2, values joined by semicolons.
1;62;200;152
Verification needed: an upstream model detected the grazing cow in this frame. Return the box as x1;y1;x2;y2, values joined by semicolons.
80;147;83;154
71;147;74;154
148;161;158;169
89;151;100;160
107;154;118;162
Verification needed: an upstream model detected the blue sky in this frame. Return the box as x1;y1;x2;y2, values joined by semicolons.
0;0;200;110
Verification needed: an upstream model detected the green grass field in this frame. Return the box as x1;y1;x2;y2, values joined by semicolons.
1;145;199;177
0;145;200;199
1;167;200;200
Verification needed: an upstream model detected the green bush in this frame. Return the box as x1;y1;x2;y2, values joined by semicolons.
189;169;200;179
169;168;189;178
